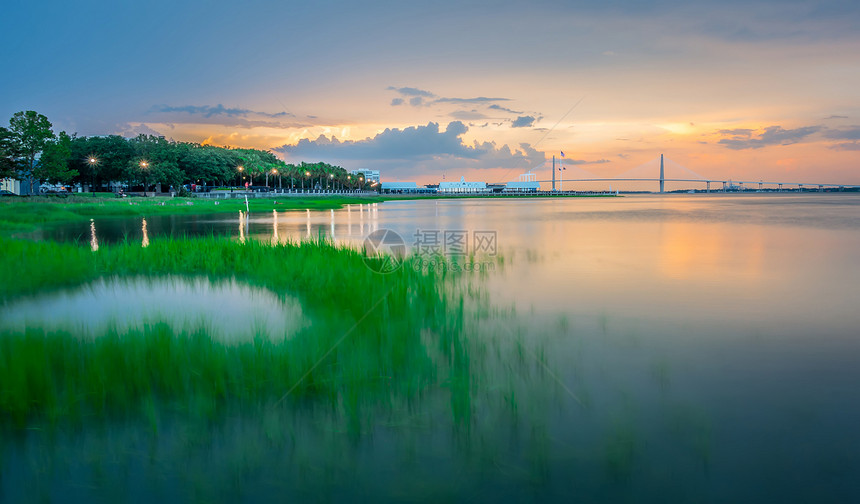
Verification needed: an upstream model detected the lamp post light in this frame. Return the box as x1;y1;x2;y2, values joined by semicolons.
329;173;334;191
87;156;99;197
305;171;310;191
237;165;244;188
139;160;149;197
273;168;280;189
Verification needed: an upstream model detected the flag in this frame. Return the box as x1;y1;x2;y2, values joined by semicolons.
560;151;565;158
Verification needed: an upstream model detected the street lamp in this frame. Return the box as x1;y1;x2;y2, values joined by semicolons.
329;173;334;191
272;168;280;189
139;160;149;197
87;156;99;196
305;171;310;191
237;165;244;188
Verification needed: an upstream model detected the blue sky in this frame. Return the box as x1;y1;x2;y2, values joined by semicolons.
2;0;859;183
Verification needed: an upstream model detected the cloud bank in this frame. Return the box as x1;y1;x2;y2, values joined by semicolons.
511;116;536;128
717;125;822;149
386;86;542;129
147;103;307;129
275;121;545;180
153;104;293;119
714;124;860;151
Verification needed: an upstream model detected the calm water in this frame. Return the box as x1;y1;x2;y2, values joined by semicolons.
0;276;307;343
5;194;860;502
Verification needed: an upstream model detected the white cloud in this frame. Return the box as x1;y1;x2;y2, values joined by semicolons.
275;121;545;179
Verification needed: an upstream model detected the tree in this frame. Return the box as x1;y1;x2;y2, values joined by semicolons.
37;131;78;185
178;144;239;186
0;127;17;180
71;135;135;191
127;134;181;193
7;111;55;192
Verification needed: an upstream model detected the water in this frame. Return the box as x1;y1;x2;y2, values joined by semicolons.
0;276;307;343
5;194;860;502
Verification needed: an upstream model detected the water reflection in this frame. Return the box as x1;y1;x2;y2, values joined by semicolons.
6;195;860;501
0;276;308;342
89;219;98;251
141;217;149;248
24;196;860;341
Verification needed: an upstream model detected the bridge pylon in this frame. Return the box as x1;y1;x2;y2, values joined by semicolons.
659;154;665;193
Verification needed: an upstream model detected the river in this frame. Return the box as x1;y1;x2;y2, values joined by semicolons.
5;193;860;502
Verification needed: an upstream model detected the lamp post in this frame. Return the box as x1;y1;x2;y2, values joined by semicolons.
329;173;334;191
273;168;280;189
88;156;98;196
139;160;149;197
305;171;310;191
237;165;244;188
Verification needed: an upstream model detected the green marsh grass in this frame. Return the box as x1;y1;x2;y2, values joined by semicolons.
0;234;479;428
0;199;728;500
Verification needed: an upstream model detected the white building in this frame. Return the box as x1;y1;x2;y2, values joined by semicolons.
380;182;436;194
350;169;380;183
504;181;540;192
1;177;40;195
503;170;540;192
1;178;21;194
438;176;490;194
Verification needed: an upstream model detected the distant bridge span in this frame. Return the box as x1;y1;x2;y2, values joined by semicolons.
533;178;860;191
536;154;860;192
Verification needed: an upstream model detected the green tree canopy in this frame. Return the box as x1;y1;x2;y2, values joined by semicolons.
6;111;55;191
0;127;17;180
37;131;78;184
127;135;182;190
2;110;362;193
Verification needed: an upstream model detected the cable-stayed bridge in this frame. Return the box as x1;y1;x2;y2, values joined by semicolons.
530;154;860;192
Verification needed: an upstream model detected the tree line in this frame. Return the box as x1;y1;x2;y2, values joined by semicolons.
0;111;370;193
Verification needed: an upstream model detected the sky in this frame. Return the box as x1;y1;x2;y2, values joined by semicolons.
2;0;859;186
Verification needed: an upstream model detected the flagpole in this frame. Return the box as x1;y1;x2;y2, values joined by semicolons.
559;151;565;193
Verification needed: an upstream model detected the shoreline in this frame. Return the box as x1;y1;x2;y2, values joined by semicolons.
0;192;617;235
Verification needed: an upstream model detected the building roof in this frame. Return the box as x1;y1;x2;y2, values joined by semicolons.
505;181;541;189
381;182;418;189
439;176;487;189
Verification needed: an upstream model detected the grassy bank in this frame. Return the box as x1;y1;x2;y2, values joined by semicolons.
0;194;384;233
0;235;480;427
0;192;618;234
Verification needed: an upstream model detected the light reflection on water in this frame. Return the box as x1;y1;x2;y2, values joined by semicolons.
0;276;308;342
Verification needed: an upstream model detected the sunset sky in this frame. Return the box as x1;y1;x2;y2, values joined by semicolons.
2;0;858;186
